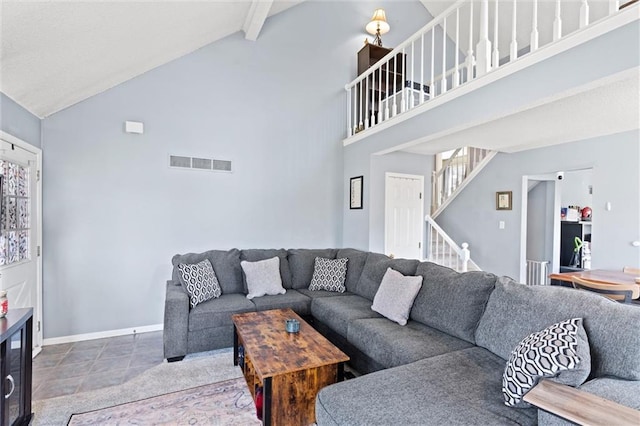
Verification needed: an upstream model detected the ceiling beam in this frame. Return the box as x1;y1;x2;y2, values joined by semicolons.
243;0;274;41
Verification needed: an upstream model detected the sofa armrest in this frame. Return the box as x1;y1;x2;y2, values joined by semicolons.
529;379;640;426
163;280;189;360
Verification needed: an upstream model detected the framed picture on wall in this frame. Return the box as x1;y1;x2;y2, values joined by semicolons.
496;191;512;210
350;176;363;209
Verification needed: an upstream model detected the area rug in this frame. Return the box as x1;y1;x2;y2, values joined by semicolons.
68;377;260;425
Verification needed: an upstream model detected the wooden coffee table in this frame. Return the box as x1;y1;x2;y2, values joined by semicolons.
232;308;349;425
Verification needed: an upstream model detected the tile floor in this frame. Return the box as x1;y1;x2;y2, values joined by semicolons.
32;331;164;400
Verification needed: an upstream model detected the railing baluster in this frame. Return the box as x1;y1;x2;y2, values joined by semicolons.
365;76;369;129
392;55;397;116
580;0;589;28
378;67;382;124
510;0;518;61
430;29;435;96
609;0;620;15
410;42;415;110
385;59;390;120
441;15;448;93
492;0;500;69
553;0;562;41
454;8;460;88
466;1;475;82
530;0;539;53
420;33;425;104
402;47;407;113
358;82;363;131
346;86;352;136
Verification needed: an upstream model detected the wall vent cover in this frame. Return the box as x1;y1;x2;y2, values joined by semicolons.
169;155;232;172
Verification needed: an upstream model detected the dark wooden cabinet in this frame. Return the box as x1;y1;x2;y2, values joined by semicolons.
355;44;406;131
0;308;32;426
560;221;592;269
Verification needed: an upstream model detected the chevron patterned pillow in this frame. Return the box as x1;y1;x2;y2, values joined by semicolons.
177;259;222;308
502;317;591;408
309;257;348;293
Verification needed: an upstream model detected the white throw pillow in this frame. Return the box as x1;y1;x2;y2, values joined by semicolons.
241;256;287;299
177;259;222;308
371;267;423;326
308;257;348;292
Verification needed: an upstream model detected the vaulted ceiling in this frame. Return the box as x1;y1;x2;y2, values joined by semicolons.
0;0;304;118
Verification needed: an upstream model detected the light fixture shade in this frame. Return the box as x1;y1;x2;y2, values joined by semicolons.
366;8;390;36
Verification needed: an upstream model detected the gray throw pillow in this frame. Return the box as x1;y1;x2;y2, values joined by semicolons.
371;268;423;326
309;257;348;293
502;318;591;408
177;259;222;308
241;256;286;300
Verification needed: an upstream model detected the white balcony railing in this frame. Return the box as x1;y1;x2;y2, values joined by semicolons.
425;214;480;272
345;0;629;138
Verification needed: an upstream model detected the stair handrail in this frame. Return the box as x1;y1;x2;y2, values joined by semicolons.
425;214;475;272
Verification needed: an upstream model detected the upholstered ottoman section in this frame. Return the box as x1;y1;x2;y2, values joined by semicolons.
249;290;312;316
188;294;255;332
347;318;475;369
316;347;537;426
311;294;381;338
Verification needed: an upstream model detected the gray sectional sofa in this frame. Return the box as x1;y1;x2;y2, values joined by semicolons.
163;248;640;425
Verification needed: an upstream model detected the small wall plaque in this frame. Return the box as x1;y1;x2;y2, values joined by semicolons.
496;191;512;210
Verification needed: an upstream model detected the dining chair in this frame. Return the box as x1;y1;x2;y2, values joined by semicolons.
623;266;640;275
571;276;639;304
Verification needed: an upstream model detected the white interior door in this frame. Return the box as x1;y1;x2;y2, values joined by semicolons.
0;132;42;355
385;173;424;260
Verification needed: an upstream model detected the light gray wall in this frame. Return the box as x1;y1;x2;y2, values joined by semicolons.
526;181;554;263
561;169;593;210
438;130;640;279
369;151;433;255
0;92;41;148
41;1;430;339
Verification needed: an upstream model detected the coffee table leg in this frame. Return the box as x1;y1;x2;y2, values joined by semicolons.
233;325;238;367
337;362;345;382
263;377;272;426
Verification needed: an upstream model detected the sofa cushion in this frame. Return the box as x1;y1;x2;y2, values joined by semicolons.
297;288;351;299
475;276;640;380
311;294;381;338
172;249;243;294
249;290;312;316
347;318;473;369
240;249;293;289
309;257;348;293
241;257;286;299
336;248;369;293
315;347;537;426
371;268;423;326
288;249;337;289
188;294;255;332
503;318;591;407
355;253;420;301
412;262;497;343
177;259;222;308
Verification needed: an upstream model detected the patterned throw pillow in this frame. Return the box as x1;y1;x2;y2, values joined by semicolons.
502;318;591;408
371;268;423;326
177;259;222;308
309;257;348;292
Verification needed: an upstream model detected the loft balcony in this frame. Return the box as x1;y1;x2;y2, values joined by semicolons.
343;0;639;155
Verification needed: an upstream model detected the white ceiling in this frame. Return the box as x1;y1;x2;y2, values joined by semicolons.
0;0;303;118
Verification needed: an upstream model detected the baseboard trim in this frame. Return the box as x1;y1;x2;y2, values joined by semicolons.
43;323;163;346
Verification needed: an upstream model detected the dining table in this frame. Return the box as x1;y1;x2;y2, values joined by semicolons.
549;269;640;302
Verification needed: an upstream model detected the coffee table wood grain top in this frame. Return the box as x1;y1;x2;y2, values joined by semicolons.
232;308;349;379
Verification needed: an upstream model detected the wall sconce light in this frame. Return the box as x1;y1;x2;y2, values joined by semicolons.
366;8;390;47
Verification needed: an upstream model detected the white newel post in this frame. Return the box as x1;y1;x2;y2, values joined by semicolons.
454;8;460;88
461;242;470;272
510;0;518;61
553;0;562;41
492;0;500;70
475;0;492;76
466;1;475;82
530;0;539;52
441;17;448;93
580;0;590;28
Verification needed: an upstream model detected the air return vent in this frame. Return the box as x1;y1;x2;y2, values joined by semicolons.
169;155;232;172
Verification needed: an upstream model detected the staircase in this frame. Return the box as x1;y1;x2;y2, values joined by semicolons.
425;214;481;272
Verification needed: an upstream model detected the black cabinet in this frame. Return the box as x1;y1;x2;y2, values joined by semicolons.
560;222;592;269
0;308;32;426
